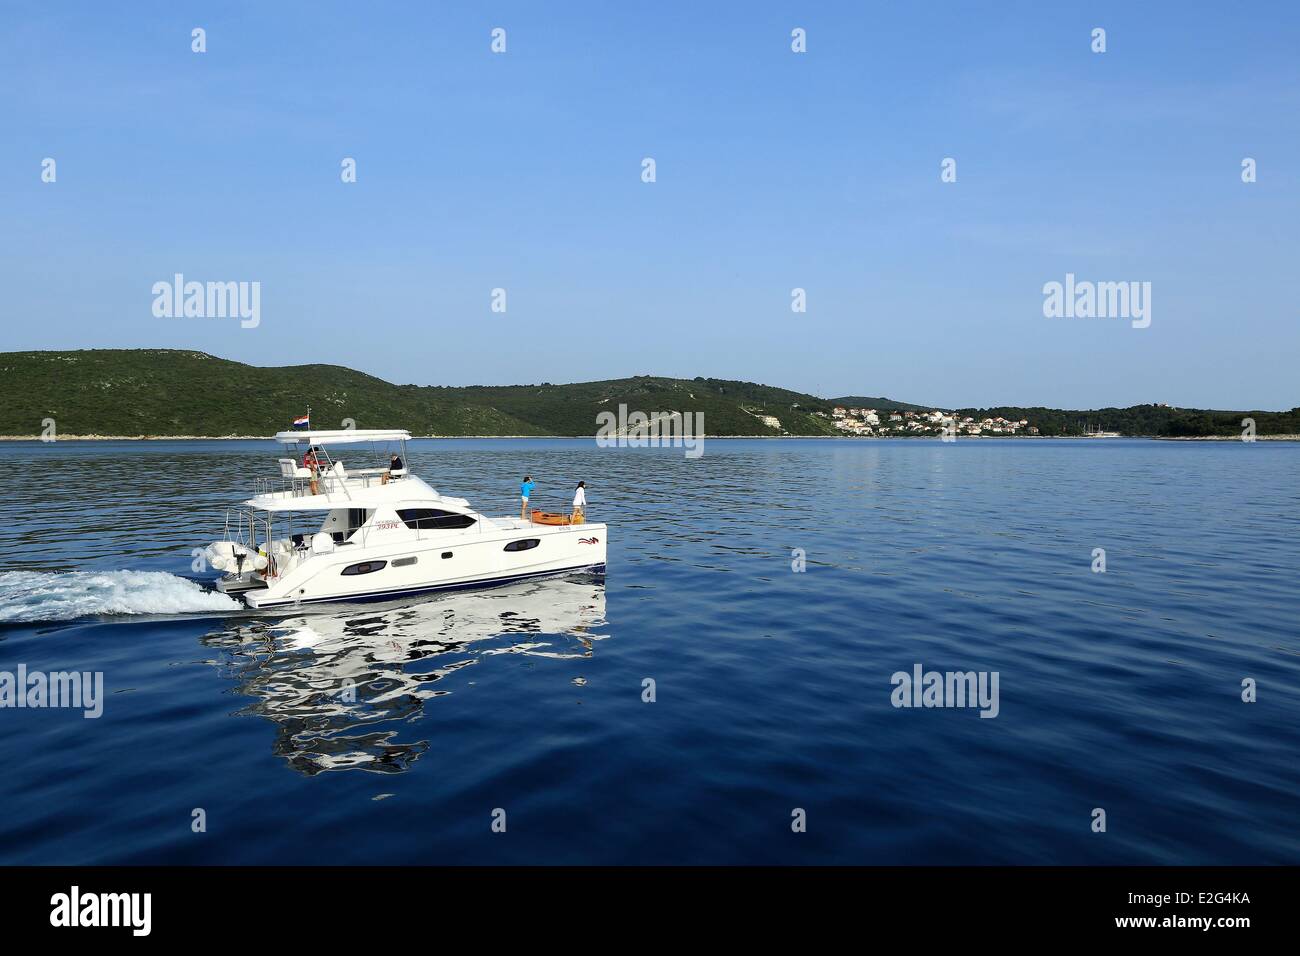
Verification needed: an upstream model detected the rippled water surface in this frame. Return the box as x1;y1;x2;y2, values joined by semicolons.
0;438;1296;864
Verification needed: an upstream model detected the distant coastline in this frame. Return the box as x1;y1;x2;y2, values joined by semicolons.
3;349;1298;441
1153;434;1300;442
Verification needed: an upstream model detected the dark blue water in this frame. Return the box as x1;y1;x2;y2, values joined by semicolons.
0;438;1296;864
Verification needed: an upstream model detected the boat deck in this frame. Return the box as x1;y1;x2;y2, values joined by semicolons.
490;516;592;531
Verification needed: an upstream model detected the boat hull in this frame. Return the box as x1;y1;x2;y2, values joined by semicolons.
242;522;607;610
243;563;605;608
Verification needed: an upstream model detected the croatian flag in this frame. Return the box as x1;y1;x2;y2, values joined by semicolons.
292;414;310;430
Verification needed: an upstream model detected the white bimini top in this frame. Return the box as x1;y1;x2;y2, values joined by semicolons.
273;429;412;445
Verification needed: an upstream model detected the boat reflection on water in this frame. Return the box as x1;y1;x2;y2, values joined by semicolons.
200;576;607;775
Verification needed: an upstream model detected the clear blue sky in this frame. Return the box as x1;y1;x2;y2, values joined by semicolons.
2;1;1297;409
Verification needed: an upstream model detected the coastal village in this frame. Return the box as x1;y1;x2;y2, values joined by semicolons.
820;406;1037;437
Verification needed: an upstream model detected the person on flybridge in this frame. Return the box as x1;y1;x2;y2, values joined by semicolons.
302;445;323;496
381;452;404;485
572;481;586;524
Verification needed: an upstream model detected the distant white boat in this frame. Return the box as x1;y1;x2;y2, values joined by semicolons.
204;429;606;609
1082;424;1122;438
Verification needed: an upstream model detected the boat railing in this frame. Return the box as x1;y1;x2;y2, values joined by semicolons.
218;507;319;580
254;466;408;501
255;475;305;498
221;507;269;551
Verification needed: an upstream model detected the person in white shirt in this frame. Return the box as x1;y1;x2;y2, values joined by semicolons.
572;481;586;523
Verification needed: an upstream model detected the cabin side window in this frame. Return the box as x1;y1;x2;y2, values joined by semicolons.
346;508;371;539
503;539;540;552
341;560;387;576
325;508;372;543
396;508;476;531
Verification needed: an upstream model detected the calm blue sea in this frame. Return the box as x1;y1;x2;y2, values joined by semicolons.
0;438;1296;864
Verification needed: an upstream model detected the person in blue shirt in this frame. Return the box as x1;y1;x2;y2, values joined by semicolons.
520;475;535;520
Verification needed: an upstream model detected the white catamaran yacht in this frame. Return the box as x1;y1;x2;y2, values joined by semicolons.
205;429;606;609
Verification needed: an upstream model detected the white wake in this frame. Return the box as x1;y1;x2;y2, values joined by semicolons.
0;570;241;623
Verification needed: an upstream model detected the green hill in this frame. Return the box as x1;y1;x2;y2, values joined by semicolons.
828;395;931;412
0;350;538;437
0;350;840;437
951;404;1300;437
1;350;1294;438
